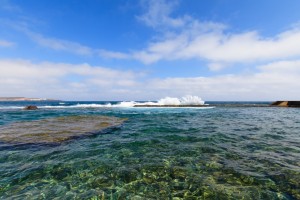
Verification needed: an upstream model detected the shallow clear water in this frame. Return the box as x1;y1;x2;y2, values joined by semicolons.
0;101;300;199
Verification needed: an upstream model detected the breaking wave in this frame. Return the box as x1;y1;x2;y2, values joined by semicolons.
0;96;208;110
157;96;204;105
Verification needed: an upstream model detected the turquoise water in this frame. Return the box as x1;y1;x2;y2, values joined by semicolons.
0;101;300;199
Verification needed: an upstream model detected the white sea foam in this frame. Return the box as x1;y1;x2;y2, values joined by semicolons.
158;97;181;105
0;106;24;110
42;103;111;109
158;95;204;105
110;95;206;107
115;101;135;107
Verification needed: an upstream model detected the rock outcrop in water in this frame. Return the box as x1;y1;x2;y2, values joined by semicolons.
271;101;300;107
23;105;38;110
0;115;126;144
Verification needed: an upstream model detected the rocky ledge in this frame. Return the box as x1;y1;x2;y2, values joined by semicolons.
0;115;126;144
271;101;300;107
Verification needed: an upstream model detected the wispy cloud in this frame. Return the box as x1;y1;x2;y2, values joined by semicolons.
0;39;15;47
4;20;130;59
25;29;131;60
27;32;93;56
137;0;186;29
98;49;130;59
0;0;21;12
21;28;132;59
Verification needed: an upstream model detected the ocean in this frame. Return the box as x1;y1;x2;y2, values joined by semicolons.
0;100;299;199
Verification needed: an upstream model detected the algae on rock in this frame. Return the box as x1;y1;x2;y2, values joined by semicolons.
0;115;126;144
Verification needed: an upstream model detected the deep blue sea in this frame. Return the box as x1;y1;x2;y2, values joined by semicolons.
0;101;300;199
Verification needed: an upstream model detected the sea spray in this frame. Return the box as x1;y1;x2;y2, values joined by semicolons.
158;97;181;105
180;95;205;105
142;95;205;106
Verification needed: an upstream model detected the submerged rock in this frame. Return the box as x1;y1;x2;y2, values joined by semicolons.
0;115;126;144
23;105;38;110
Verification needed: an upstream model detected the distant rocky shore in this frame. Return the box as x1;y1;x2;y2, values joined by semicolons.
0;97;59;101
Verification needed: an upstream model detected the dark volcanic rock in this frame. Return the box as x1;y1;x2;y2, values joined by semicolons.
23;105;38;110
271;101;300;107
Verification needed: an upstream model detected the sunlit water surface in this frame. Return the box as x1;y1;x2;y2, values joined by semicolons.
0;101;300;199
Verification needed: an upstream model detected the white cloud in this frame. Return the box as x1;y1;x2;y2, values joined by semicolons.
0;39;15;47
133;0;300;69
208;63;227;71
0;58;299;100
135;22;300;65
4;0;300;75
0;59;140;100
258;59;300;74
142;60;300;101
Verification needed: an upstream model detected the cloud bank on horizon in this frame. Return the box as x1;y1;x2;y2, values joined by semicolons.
0;0;300;100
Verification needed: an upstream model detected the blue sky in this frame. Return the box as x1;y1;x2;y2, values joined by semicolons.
1;0;300;100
